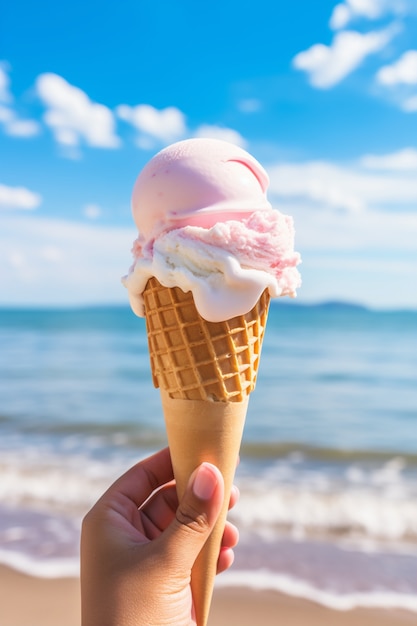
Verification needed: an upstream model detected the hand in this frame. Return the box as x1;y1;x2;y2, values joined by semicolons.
80;447;239;626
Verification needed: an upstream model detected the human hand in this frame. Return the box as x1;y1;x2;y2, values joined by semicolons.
80;447;239;626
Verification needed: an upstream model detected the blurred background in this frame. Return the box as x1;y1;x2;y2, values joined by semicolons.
1;0;416;615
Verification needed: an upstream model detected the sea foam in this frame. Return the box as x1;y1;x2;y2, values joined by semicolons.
216;569;417;613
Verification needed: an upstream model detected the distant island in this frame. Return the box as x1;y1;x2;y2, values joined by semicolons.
271;299;368;311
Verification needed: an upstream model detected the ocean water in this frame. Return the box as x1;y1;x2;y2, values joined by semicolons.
0;302;416;612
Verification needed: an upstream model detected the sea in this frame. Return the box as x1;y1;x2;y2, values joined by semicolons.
0;301;416;613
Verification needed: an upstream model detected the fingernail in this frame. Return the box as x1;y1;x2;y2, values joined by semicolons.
192;463;218;500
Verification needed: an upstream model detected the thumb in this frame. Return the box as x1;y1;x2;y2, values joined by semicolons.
161;462;224;572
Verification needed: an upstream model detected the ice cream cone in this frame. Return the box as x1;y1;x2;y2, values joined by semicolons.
143;276;270;625
161;391;247;626
143;276;270;402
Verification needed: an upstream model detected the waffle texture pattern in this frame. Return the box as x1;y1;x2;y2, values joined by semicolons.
143;277;269;402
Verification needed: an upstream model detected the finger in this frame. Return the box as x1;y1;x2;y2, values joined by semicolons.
228;485;240;511
141;480;238;541
160;462;224;571
141;482;240;541
216;518;239;575
103;447;174;509
217;547;235;574
139;482;178;539
221;520;239;551
140;470;240;547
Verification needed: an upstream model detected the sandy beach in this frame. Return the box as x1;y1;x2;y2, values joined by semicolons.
1;566;415;626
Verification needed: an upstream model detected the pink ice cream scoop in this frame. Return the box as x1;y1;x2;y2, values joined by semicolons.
132;138;272;251
123;138;301;322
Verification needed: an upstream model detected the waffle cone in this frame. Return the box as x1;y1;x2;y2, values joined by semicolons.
161;390;247;626
143;276;270;402
143;277;270;625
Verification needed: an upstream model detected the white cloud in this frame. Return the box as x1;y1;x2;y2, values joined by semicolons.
0;215;135;306
2;115;40;137
345;0;387;19
0;64;12;102
36;73;120;149
375;51;417;113
0;105;13;123
402;94;417;112
193;125;247;147
330;0;412;29
377;50;417;85
0;66;40;137
360;147;417;169
115;106;246;150
270;159;417;308
83;203;102;220
117;104;186;145
269;162;364;212
40;245;63;262
0;184;42;210
0;105;40;137
285;205;417;308
237;98;262;113
292;26;396;88
0;181;416;310
290;201;417;307
267;156;417;213
330;3;352;30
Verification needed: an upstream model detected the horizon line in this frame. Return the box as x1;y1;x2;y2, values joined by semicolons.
0;299;415;314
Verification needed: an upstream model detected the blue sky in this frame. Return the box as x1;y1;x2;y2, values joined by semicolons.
1;0;416;309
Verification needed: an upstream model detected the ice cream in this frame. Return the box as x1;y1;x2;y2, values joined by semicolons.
124;138;301;323
123;138;301;626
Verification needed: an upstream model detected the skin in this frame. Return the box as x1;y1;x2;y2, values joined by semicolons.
80;447;239;626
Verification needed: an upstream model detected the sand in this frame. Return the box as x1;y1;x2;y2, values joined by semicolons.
1;566;415;626
0;566;80;626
